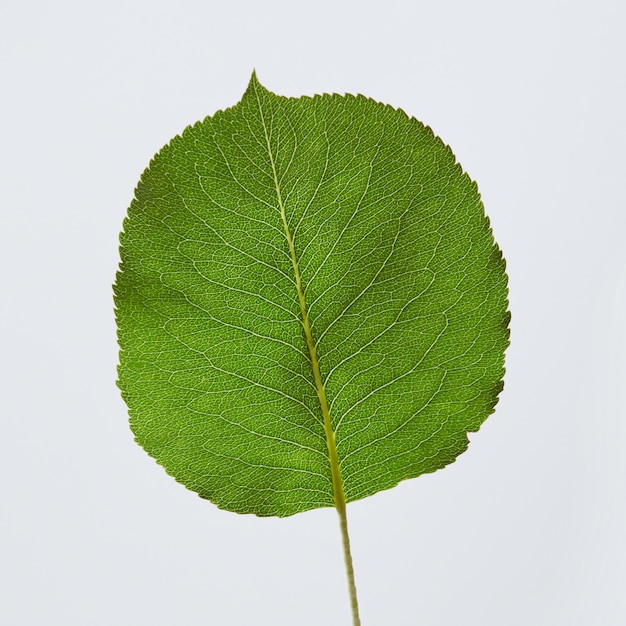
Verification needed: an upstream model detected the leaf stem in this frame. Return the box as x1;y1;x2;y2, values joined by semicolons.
285;217;362;625
336;493;361;626
284;203;362;626
254;83;361;626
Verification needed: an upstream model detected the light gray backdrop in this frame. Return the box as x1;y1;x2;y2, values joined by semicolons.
1;0;624;624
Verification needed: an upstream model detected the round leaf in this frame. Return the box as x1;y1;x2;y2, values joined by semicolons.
114;74;510;517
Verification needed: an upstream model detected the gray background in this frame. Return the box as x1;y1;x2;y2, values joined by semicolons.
2;0;625;624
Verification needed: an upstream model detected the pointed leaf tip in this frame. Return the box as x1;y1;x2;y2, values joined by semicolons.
246;69;260;91
245;70;271;98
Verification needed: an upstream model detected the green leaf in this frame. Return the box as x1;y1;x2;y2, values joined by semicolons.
114;73;509;518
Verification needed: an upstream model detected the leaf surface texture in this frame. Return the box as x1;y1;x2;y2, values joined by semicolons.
115;75;509;517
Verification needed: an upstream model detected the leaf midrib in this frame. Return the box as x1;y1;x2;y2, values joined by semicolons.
251;81;347;515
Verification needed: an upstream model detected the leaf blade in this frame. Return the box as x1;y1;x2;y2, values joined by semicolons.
115;75;509;516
